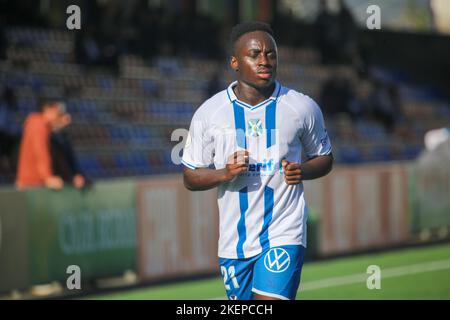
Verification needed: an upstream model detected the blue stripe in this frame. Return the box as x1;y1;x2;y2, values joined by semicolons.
226;87;232;102
259;186;274;250
236;187;248;259
233;102;247;149
181;159;196;170
265;100;277;148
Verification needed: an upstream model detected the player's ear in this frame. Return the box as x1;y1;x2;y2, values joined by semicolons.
230;56;238;72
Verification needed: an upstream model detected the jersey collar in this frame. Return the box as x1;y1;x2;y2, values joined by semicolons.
226;81;281;110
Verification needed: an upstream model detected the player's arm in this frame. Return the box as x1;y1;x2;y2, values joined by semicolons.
283;96;333;185
301;153;333;180
183;151;249;191
282;153;333;185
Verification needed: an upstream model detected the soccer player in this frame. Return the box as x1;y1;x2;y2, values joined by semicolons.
182;22;333;300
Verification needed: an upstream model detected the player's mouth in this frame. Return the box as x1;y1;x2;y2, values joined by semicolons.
256;70;273;80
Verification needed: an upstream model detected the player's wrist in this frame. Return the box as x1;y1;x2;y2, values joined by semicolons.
218;167;235;183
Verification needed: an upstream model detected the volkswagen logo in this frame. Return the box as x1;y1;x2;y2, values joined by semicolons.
264;248;290;273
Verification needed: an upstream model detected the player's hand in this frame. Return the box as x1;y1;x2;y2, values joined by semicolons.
73;174;85;189
45;176;64;190
222;150;250;182
282;159;302;185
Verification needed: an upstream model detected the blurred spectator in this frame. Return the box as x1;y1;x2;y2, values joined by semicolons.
206;71;222;98
348;79;372;121
50;111;87;189
272;8;304;47
16;99;65;190
314;0;358;64
320;74;352;116
0;87;21;174
314;0;340;64
75;28;102;66
336;0;358;64
355;35;375;77
370;81;404;132
134;1;161;59
75;26;119;71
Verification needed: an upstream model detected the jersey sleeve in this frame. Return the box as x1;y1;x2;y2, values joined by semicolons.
300;98;332;159
181;108;214;169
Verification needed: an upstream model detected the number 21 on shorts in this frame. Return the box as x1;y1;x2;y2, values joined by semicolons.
221;266;239;290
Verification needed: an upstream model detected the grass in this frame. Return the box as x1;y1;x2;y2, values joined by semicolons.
89;242;450;300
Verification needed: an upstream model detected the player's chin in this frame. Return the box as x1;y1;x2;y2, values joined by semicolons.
252;77;275;88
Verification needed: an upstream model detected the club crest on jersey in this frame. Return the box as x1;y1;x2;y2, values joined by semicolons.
264;248;290;273
247;119;263;137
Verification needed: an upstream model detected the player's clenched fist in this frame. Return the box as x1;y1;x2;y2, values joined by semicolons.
282;159;302;185
223;150;249;182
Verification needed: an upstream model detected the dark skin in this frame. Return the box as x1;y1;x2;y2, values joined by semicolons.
183;31;333;299
230;31;278;105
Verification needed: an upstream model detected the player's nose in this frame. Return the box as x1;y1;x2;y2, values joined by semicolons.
258;55;270;66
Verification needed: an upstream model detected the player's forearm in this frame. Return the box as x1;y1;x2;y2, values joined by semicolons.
301;154;333;180
183;167;228;191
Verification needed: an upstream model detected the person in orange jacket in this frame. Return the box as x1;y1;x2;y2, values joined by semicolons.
16;98;67;190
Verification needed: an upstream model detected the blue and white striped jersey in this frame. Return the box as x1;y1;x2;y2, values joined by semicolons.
182;81;332;259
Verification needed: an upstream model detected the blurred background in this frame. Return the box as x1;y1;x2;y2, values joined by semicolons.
0;0;449;299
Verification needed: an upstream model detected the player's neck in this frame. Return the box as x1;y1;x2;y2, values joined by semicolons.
234;81;275;106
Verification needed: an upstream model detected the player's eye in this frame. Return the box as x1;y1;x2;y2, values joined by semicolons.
248;50;260;58
267;52;277;59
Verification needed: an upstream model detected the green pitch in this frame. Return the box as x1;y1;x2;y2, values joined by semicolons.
90;242;450;300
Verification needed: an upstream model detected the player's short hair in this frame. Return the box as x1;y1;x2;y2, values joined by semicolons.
38;97;64;112
230;21;275;54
